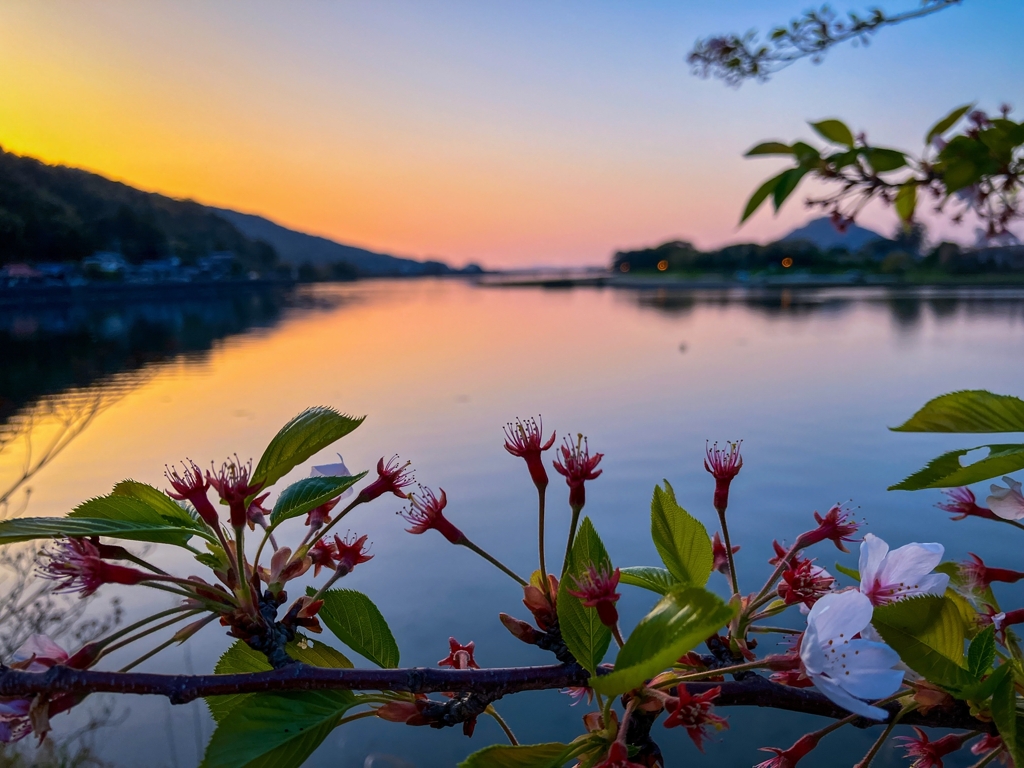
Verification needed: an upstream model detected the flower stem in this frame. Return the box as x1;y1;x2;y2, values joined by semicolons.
308;568;347;603
852;706;906;767
92;606;194;650
562;504;582;575
748;625;802;635
717;509;740;597
660;659;770;686
751;540;803;608
102;610;203;658
611;624;625;649
117;637;176;673
335;711;377;727
460;539;526;586
968;746;1007;768
537;485;548;593
486;705;519;746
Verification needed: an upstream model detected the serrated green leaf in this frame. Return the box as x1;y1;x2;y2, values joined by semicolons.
891;391;1024;433
889;443;1024;490
556;517;612;674
863;148;907;173
0;516;202;547
111;480;203;529
650;482;713;587
745;142;793;156
592;586;735;697
926;104;973;145
314;588;399;668
619;566;678;596
200;689;357;768
991;671;1024;768
207;637;353;723
458;743;572;768
810;119;855;147
252;407;365;491
872;596;972;690
740;171;785;223
834;562;860;582
968;625;996;678
895;181;917;223
269;474;366;524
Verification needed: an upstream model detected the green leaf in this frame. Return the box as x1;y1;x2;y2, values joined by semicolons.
895;181;917;223
591;586;736;697
458;743;572;768
0;516;202;547
745;142;793;156
834;562;860;582
269;474;366;525
926;104;973;145
810;119;855;148
872;596;972;690
888;443;1024;490
650;482;713;587
891;391;1024;433
619;566;678;596
314;588;400;668
111;480;202;529
862;148;907;173
991;670;1024;768
556;517;612;674
200;690;357;768
772;167;809;211
968;625;996;679
252;407;365;491
740;171;785;223
207;637;353;723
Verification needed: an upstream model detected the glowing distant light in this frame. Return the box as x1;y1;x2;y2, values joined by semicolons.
781;257;794;268
619;262;630;273
656;260;669;272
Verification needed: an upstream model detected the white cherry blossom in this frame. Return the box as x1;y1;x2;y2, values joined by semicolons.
858;533;949;607
799;590;903;720
311;454;355;498
987;476;1024;521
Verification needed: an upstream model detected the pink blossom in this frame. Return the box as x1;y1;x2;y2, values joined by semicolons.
858;533;948;606
704;441;742;513
987;476;1024;521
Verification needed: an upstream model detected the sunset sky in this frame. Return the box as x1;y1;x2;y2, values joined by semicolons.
1;1;1020;268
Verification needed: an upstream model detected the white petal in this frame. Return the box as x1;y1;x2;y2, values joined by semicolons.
311;454;352;478
858;534;888;587
877;542;944;589
988;488;1024;521
13;634;67;665
899;572;949;599
811;675;890;721
807;590;874;644
833;640;903;699
1005;476;1022;493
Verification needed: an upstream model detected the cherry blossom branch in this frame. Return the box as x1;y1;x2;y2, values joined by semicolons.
0;664;993;732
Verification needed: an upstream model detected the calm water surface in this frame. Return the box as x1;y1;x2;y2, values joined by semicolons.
3;280;1024;767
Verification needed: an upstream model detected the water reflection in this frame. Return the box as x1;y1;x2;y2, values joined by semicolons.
629;284;1024;330
0;286;349;426
3;280;1024;767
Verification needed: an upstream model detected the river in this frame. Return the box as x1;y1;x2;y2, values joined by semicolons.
2;279;1023;767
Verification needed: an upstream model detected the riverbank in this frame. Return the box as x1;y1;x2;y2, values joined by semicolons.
475;270;1024;290
0;277;294;308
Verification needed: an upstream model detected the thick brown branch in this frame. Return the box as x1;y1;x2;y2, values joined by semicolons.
0;665;993;732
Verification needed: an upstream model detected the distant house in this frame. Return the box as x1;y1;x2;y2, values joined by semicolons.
82;251;128;274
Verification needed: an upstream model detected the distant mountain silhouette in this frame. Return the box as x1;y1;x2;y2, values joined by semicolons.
0;147;275;270
779;217;887;251
212;209;459;277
